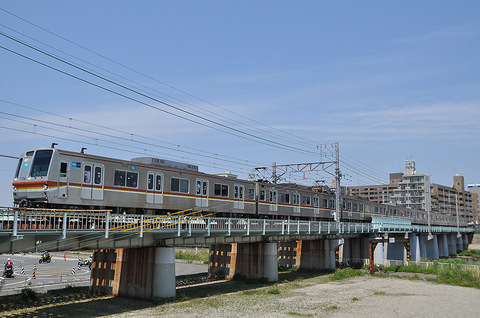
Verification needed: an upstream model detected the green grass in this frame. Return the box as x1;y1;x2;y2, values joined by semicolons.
458;249;480;258
331;268;365;281
175;249;209;264
436;267;480;288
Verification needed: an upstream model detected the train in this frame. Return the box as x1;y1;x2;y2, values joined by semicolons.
11;146;469;228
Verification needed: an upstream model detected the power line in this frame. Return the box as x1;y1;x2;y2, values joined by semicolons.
0;154;18;159
0;32;318;157
0;12;395;186
0;8;319;149
0;99;265;168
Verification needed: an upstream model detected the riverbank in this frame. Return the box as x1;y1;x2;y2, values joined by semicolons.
112;275;480;318
3;270;479;318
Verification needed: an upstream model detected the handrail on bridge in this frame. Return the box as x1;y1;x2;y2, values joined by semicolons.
0;208;474;243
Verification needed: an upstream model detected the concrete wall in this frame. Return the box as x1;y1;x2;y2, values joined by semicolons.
90;247;175;299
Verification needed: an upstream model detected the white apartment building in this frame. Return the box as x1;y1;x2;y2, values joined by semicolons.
389;159;430;210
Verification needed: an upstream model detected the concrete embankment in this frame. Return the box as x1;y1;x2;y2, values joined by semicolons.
469;234;480;250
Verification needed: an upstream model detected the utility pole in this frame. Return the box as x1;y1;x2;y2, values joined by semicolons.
425;175;433;240
456;194;461;238
333;142;342;222
251;142;341;222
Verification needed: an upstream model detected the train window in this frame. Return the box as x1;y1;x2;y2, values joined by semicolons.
15;158;23;178
127;172;137;187
84;166;92;183
30;150;53;177
259;190;265;201
347;201;352;210
359;203;364;212
114;170;126;186
126;172;138;188
214;184;229;197
248;188;255;200
330;199;335;208
353;202;358;211
302;196;311;206
94;167;102;185
171;177;189;193
60;162;67;177
313;197;319;207
156;175;162;191
280;193;290;204
148;175;154;190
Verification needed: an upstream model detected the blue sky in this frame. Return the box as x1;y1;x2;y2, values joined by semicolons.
1;1;479;207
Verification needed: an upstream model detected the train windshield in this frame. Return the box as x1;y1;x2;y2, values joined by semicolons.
14;158;23;178
30;150;53;177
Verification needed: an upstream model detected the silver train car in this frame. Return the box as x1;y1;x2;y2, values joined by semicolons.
12;147;469;228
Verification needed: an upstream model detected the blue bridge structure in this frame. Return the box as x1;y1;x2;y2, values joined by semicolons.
0;207;474;299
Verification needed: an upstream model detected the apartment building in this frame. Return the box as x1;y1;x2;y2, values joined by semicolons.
348;173;403;203
467;184;480;224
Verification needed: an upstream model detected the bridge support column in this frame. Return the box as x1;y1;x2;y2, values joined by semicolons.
278;241;296;269
456;235;464;253
410;234;421;262
154;247;176;298
296;238;341;270
438;234;449;257
209;242;278;282
420;235;439;259
342;237;369;265
448;234;457;256
373;240;385;265
385;236;408;265
90;247;175;299
462;234;469;251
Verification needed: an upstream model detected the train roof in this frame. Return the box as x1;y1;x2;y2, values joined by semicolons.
131;157;198;172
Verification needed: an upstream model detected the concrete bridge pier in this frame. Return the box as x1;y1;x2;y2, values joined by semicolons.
341;237;369;265
462;234;469;251
448;234;457;256
208;242;278;282
90;247;176;299
438;234;449;258
373;239;386;265
384;236;409;264
456;234;464;253
295;238;342;270
420;235;439;260
409;234;421;262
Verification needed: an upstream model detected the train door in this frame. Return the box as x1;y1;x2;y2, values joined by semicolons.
146;172;164;204
269;189;278;212
57;160;69;198
293;192;300;213
234;184;244;210
81;164;104;200
195;179;209;207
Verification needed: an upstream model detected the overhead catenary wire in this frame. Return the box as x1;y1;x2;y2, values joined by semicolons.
0;31;319;157
0;99;266;169
0;8;319;150
0;13;393;187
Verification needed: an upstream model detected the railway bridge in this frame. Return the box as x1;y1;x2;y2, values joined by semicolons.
0;208;474;299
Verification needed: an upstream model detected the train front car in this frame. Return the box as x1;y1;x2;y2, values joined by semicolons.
12;148;56;207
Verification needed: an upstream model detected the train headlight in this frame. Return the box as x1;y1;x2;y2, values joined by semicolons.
43;184;48;191
13;185;16;191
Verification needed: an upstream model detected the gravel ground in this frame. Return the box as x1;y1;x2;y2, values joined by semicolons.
108;276;480;318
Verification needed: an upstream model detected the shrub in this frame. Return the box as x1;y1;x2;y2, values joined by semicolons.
21;288;38;302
